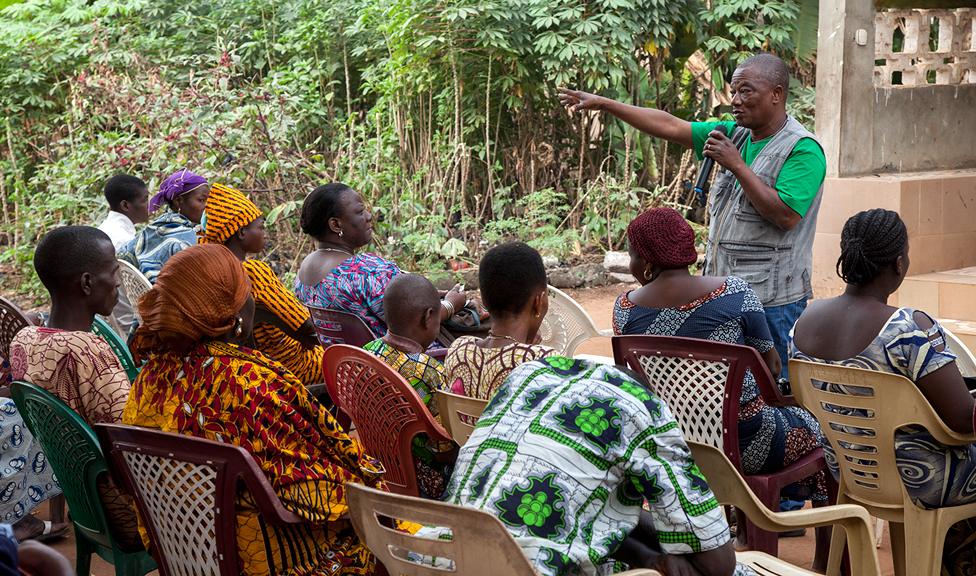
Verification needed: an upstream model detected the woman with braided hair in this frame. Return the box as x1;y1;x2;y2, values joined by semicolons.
791;208;976;575
614;207;829;569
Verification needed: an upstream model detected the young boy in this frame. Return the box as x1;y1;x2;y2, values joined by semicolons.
97;174;150;250
364;273;447;410
97;174;150;334
364;273;455;498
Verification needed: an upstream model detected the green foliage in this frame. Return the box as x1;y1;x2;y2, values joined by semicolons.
0;0;817;301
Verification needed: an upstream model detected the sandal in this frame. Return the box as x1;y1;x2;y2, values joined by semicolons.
34;520;70;543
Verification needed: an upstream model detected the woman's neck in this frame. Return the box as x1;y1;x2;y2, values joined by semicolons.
226;241;247;262
47;300;94;332
842;282;893;305
315;238;357;254
481;315;535;347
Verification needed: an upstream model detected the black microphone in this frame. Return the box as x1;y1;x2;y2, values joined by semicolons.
694;124;730;206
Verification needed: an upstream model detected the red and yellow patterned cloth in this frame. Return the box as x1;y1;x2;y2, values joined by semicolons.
244;259;324;385
123;340;385;575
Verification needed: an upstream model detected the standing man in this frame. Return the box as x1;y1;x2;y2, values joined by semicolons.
97;174;150;334
560;53;826;379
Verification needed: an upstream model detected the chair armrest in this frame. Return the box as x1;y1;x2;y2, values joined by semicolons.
615;571;663;576
753;504;872;531
598;328;615;338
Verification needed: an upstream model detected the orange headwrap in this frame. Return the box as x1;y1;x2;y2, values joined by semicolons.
132;244;251;358
201;183;263;245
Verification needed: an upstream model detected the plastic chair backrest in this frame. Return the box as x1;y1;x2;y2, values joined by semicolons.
943;327;976;378
117;260;152;319
687;440;881;576
345;482;542;575
612;335;786;469
538;285;605;356
323;345;451;495
10;381;114;549
306;306;377;347
95;423;302;576
434;390;488;445
92;316;140;382
790;359;974;513
0;297;31;367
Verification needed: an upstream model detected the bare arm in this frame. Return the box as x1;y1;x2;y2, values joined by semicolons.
913;312;975;434
762;347;782;381
558;88;693;149
702;130;800;230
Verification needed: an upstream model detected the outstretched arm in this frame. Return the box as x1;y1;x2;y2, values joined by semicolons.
558;88;693;149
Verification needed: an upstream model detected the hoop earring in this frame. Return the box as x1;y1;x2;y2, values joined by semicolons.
234;317;243;338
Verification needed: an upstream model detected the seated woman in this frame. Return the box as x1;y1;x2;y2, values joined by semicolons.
613;207;827;565
123;244;386;576
295;183;466;337
364;273;456;498
202;183;323;386
118;169;209;283
10;226;138;548
445;242;553;400
436;357;737;576
790;208;976;575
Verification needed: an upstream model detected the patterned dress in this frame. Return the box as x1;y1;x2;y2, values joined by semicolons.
9;327;140;548
117;211;199;283
438;357;746;576
445;336;554;400
244;259;324;386
295;254;401;337
364;338;456;498
613;276;826;501
123;341;386;576
790;308;976;575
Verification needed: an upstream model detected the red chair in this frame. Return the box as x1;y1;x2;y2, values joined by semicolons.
0;296;32;385
306;306;377;347
95;423;309;576
612;335;830;558
323;344;453;496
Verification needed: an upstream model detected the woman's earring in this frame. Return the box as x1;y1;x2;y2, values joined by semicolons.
234;317;243;338
338;229;344;238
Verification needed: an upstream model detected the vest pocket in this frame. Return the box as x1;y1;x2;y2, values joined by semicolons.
718;243;780;303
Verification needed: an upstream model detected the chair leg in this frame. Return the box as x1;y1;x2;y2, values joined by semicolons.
75;534;93;576
744;481;779;556
902;508;943;576
49;494;66;523
826;523;847;576
874;517;885;548
888;521;906;576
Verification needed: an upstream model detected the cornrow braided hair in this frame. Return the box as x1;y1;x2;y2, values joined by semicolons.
836;208;907;286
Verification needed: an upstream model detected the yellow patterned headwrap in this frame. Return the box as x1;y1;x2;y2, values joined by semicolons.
201;182;263;245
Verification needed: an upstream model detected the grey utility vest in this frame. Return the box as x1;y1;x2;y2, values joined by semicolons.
704;115;824;308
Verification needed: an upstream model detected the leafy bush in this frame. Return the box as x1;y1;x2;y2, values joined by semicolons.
0;0;816;301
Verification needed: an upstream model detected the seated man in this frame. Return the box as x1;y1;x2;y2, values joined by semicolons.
10;226;140;549
441;357;738;575
364;273;456;499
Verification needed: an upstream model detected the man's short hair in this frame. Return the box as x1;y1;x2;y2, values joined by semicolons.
103;174;147;211
479;242;547;317
34;226;113;293
739;53;790;92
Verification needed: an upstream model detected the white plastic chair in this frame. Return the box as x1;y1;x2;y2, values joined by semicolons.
117;260;152;322
538;285;612;356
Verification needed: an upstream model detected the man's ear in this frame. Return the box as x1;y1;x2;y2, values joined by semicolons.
422;306;436;329
118;199;131;213
80;272;94;297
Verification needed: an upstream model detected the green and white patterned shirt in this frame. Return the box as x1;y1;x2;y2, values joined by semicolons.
443;356;733;576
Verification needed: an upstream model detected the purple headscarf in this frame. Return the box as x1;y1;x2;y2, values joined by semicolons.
150;169;209;212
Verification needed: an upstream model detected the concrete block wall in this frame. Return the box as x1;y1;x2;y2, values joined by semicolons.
812;169;976;298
